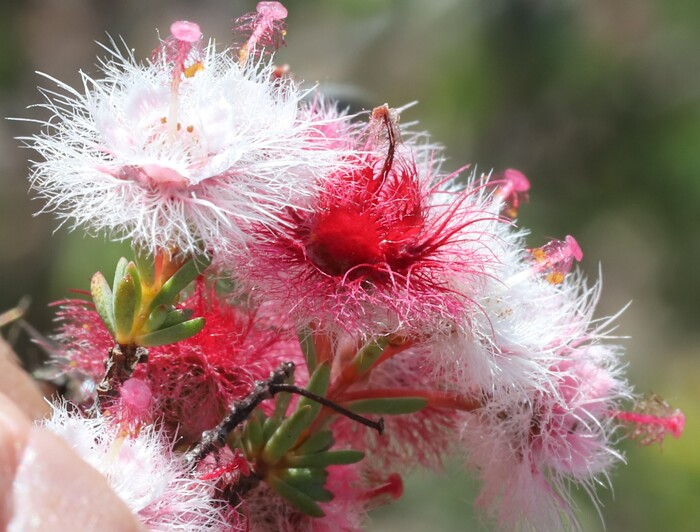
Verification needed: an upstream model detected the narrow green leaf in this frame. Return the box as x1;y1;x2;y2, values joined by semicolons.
270;368;296;424
287;450;364;468
125;262;142;317
283;467;329;485
282;473;334;502
267;475;325;517
262;405;314;464
244;413;264;456
143;304;169;333
133;248;155;287
262;416;282;442
345;397;428;415
147;255;211;313
351;336;389;375
297;327;317;374
112;257;129;296
113;273;137;342
295;362;330;423
134;317;205;347
90;271;115;336
161;308;194;329
294;430;334;455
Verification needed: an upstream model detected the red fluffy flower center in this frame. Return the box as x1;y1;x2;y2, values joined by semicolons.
304;165;424;278
306;206;385;276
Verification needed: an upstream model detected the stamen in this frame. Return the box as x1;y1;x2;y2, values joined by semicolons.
234;1;288;65
155;20;203;136
529;235;583;284
504;235;583;288
170;21;202;43
495;168;530;218
614;394;686;445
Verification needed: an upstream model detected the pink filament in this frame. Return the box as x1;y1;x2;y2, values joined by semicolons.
614;409;686;441
362;473;404;501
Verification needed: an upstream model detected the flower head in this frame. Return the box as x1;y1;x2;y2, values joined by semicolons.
238;107;505;337
460;333;630;531
42;402;226;531
26;12;346;255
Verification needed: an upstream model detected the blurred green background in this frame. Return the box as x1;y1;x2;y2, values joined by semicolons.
0;0;697;530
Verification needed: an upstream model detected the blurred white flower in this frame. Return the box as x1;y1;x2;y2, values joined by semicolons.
42;401;226;531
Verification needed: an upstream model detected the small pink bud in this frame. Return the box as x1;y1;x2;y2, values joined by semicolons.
120;378;152;411
170;21;202;43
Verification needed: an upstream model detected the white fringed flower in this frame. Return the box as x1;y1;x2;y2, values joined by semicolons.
26;20;347;254
42;402;226;531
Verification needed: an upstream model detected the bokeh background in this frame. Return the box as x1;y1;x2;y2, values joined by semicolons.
0;0;698;530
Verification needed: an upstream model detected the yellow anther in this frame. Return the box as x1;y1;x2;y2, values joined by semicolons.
184;61;204;78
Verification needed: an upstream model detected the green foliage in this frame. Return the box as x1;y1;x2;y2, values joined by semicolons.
90;252;209;347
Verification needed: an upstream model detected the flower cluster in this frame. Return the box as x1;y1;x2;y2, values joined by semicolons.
23;2;683;531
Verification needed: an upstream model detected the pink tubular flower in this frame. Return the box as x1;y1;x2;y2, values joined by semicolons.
237;107;504;337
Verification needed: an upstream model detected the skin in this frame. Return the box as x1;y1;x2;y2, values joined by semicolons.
0;337;144;531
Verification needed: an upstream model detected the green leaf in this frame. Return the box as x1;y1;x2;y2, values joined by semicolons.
283;467;329;484
351;337;389;375
282;473;334;502
262;416;282;442
294;430;334;455
287;450;364;468
134;317;205;347
267;475;325;517
112;257;129;296
113;273;138;342
297;327;317;373
161;308;194;328
125;261;142;317
133;248;155;287
244;412;264;456
344;397;428;415
295;362;330;423
270;369;296;424
90;271;115;336
262;405;314;464
147;255;211;314
143;304;169;333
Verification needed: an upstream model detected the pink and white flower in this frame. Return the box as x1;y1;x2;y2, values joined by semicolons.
26;15;348;255
237;108;505;338
42;402;226;531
